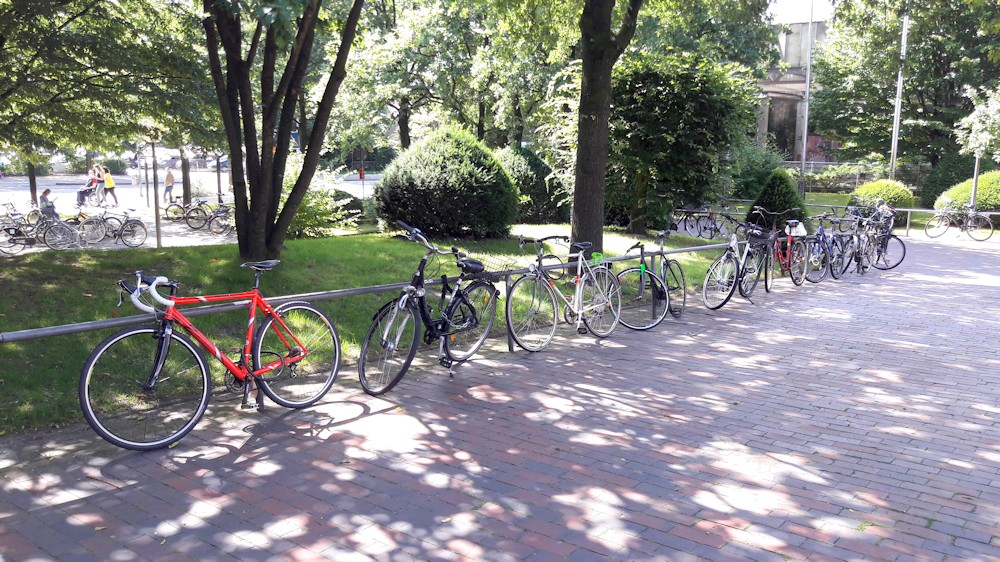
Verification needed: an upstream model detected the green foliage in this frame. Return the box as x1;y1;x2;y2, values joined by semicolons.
729;141;785;200
375;127;519;237
921;153;996;208
3;155;52;176
746;167;807;229
494;146;568;224
849;179;914;208
805;156;887;193
936;171;1000;211
282;153;360;239
607;52;758;231
101;159;128;176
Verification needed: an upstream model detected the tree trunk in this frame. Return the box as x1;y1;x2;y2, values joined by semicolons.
181;153;191;204
27;162;37;205
571;0;644;254
627;169;649;235
512;95;524;147
477;100;486;141
398;97;411;149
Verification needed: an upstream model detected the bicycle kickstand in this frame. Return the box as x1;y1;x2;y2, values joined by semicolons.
240;376;267;411
437;339;455;377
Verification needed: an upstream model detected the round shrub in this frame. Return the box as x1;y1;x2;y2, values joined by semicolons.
935;170;1000;211
922;153;996;208
730;141;785;200
849;179;914;209
375;127;519;237
746;167;807;230
495;146;568;224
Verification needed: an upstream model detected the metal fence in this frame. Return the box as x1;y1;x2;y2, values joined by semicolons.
0;242;728;346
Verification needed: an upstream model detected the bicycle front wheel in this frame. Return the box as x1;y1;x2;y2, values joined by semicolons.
120;221;148;247
616;267;668;331
164;204;185;222
79;327;211;451
44;223;76;249
739;245;767;298
966;214;994;241
358;299;420;395
872;234;906;270
805;238;830;283
444;281;498;362
662;259;687;318
254;302;340;408
184;207;209;229
80;217;106;244
505;274;558;351
789;239;809;285
208;214;233;235
702;252;739;309
924;215;949;238
581;267;621;337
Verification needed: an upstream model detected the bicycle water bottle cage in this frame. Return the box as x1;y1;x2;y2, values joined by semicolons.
457;258;485;276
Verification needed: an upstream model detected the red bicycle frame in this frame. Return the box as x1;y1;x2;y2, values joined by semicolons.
162;288;308;381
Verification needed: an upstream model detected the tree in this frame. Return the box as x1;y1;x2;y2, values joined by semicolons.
572;0;644;254
956;88;1000;162
201;0;365;260
811;0;1000;166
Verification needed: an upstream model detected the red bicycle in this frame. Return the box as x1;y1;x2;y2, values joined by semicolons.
750;206;809;289
79;260;341;450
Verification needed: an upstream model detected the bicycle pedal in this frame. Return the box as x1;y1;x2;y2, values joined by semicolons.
576;326;588;335
439;357;453;369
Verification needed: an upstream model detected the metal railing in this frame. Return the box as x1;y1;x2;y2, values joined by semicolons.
0;241;729;346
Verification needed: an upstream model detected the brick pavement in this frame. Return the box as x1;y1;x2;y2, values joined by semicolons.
3;235;1000;561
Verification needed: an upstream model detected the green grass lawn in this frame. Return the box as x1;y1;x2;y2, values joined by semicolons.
0;225;722;435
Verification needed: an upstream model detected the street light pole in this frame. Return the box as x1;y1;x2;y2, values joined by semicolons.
889;13;910;180
798;0;816;199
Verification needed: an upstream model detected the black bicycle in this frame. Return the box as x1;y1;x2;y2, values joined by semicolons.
357;221;505;395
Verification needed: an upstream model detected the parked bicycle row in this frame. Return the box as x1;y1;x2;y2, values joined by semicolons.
0;201;148;254
702;204;906;310
163;197;234;236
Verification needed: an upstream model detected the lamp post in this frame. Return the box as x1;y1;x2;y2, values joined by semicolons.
798;0;816;199
889;12;910;180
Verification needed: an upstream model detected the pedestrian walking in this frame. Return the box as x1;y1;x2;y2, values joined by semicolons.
93;165;106;204
164;168;175;204
101;166;118;206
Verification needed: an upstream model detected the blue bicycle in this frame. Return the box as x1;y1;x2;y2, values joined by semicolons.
805;212;835;283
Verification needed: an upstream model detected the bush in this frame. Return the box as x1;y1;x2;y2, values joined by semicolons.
286;188;361;238
495;146;568;224
375;127;519;237
100;158;127;176
921;153;995;208
849;179;914;208
935;170;1000;211
3;155;52;176
729;141;785;200
746;167;807;230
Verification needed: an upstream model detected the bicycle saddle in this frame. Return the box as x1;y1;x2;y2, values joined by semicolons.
240;260;280;271
571;241;593;252
785;220;801;227
457;258;485;275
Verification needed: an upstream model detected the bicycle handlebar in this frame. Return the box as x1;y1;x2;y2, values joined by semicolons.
119;271;175;314
397;220;455;256
751;206;799;216
518;234;569;250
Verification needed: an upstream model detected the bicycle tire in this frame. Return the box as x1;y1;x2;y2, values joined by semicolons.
616;267;668;331
102;216;123;239
24;209;42;227
0;229;26;255
739;245;767;298
164;204;185;222
184;207;209;229
872;234;906;270
358;299;420;395
789;239;809;285
80;217;106;244
662;259;687;318
966;214;994;241
505;274;558;352
443;281;498;362
924;215;949;238
805;238;830;283
540;254;565;280
79;326;211;451
44;222;76;249
703;251;739;309
253;301;341;408
208;214;233;235
828;237;846;280
120;220;148;247
696;215;715;239
763;248;773;292
581;266;621;337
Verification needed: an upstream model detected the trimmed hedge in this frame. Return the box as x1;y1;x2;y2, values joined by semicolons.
746;167;807;230
935;170;1000;211
495;146;568;224
849;179;914;209
375;127;519;237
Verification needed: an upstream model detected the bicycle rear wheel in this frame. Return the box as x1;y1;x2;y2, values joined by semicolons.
80;218;106;244
184;207;209;229
44;223;76;249
79;326;211;451
739;245;766;298
164;204;185;222
581;267;621;337
358;299;420;395
789;239;809;285
872;234;906;270
662;259;686;318
616;267;668;331
120;220;148;247
703;251;738;309
924;215;949;238
805;238;830;283
208;214;233;235
444;281;498;362
966;214;994;241
506;274;558;351
254;302;340;408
